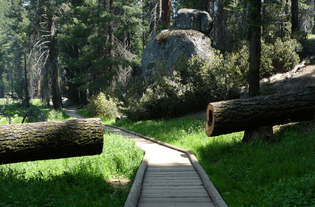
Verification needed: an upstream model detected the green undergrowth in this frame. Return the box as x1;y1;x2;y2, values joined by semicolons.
0;132;144;206
0;99;73;125
76;108;116;125
114;116;315;206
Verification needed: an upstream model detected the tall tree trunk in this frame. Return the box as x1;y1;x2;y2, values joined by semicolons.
241;1;249;40
213;0;229;52
200;0;210;12
161;0;171;26
36;78;41;98
48;13;62;110
243;0;272;142
24;53;29;108
291;0;299;33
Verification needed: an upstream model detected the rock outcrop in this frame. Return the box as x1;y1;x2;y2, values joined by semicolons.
141;9;213;81
177;9;213;35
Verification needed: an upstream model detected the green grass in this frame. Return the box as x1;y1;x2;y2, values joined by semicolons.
76;108;116;125
76;108;93;118
0;132;144;206
0;100;144;206
114;116;315;206
308;33;315;39
0;99;74;125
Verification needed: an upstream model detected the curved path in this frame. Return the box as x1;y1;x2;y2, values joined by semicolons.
65;108;227;207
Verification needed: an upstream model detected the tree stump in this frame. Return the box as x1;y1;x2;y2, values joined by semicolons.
0;118;104;164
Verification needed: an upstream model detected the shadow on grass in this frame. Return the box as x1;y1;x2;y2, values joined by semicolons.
114;115;207;143
0;159;139;207
194;121;315;206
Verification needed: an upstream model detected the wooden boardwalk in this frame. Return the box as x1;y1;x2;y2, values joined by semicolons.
65;109;226;207
103;126;227;207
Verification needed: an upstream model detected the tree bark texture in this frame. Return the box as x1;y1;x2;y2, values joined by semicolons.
205;85;315;137
0;118;104;165
161;0;171;26
248;0;261;97
24;53;29;108
291;0;299;33
48;12;62;110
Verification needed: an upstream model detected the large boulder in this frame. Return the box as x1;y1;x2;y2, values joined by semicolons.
141;29;213;81
177;9;213;35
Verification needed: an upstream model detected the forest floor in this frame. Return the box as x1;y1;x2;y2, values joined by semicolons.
260;61;315;94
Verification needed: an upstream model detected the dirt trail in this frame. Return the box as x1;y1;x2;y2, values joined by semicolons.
260;63;315;94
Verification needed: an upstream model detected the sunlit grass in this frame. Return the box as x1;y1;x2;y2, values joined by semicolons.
307;33;315;39
77;108;116;125
76;108;93;118
0;132;144;206
115;116;315;206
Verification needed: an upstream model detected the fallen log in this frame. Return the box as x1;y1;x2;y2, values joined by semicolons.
0;118;104;164
205;85;315;137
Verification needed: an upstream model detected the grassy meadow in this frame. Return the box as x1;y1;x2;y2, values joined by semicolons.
0;100;144;206
112;115;315;206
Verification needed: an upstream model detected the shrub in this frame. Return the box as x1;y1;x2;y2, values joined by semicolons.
261;37;302;78
122;37;302;121
86;93;120;118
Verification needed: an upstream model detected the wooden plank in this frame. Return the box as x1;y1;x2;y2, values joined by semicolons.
142;182;203;187
138;197;212;203
141;189;208;194
137;203;215;207
145;171;198;176
146;166;195;172
148;163;192;167
142;186;206;191
140;191;209;198
144;175;200;180
144;177;200;181
143;180;203;184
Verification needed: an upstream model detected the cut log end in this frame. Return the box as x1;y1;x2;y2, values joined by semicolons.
205;103;214;137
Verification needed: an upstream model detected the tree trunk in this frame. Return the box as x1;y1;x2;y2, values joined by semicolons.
291;0;299;33
0;118;104;165
205;85;315;137
161;0;171;27
24;53;29;108
48;13;62;110
244;0;269;142
213;0;229;52
37;78;41;98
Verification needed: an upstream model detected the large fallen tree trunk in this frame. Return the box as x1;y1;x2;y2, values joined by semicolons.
205;85;315;137
0;118;104;164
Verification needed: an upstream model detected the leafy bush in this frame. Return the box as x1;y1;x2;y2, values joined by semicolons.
123;37;302;121
261;37;302;78
86;93;121;118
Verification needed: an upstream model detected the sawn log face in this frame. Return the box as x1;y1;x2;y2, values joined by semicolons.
205;85;315;136
0;118;104;164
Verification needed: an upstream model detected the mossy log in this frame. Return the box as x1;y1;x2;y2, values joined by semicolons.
0;118;104;164
205;85;315;137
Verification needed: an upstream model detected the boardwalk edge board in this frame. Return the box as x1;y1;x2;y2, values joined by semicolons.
105;124;228;207
124;152;151;207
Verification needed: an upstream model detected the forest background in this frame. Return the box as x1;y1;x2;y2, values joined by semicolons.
0;0;314;120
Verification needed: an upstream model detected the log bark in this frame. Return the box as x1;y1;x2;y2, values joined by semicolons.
0;118;104;164
205;85;315;137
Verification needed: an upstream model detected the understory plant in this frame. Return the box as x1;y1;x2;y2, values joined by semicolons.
86;92;121;118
